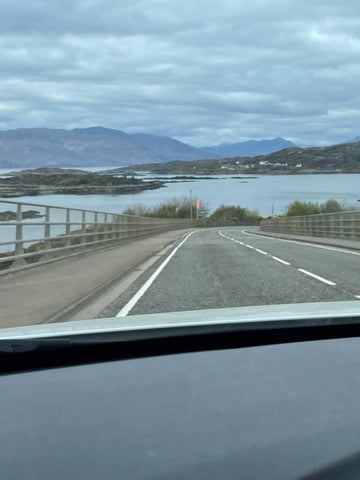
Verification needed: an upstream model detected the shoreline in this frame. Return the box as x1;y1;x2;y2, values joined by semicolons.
0;181;165;198
107;168;360;176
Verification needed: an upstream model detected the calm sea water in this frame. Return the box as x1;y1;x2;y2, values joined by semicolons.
2;173;358;217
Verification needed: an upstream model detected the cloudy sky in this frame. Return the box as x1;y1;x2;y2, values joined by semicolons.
1;0;360;147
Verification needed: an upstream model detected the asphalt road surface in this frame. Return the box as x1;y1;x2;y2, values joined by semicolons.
103;227;360;317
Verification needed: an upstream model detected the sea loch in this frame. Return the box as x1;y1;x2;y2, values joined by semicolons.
5;173;360;218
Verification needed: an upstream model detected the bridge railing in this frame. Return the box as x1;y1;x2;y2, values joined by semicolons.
260;210;360;240
0;199;198;272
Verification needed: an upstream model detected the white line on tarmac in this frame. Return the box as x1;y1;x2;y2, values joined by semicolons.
220;230;267;253
221;229;342;289
297;269;336;286
242;229;360;256
271;256;291;265
116;230;198;317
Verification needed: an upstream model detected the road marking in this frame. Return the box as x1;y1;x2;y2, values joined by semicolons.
220;230;270;255
221;229;342;289
271;256;290;265
355;295;360;299
297;268;336;286
116;230;198;317
242;229;360;257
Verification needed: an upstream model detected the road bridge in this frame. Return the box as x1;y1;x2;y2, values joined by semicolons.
1;223;360;328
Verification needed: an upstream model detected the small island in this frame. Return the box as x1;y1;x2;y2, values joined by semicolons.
0;168;165;198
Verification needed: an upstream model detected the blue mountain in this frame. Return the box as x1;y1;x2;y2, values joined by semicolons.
201;137;297;158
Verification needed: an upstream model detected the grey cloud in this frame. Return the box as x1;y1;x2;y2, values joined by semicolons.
1;0;360;146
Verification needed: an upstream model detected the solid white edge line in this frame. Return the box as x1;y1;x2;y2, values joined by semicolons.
297;268;336;286
116;230;198;317
271;256;290;265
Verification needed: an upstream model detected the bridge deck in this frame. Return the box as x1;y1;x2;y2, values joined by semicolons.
0;229;192;328
1;226;359;329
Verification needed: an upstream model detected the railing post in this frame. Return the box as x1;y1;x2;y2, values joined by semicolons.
65;209;71;247
104;213;110;241
339;213;346;238
115;215;121;240
39;206;52;260
329;214;335;237
93;212;99;243
122;215;129;241
355;212;360;240
13;203;26;266
44;206;51;251
350;212;356;239
110;214;115;240
81;211;86;245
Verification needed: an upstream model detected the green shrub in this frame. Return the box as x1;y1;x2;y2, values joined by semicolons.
123;196;209;219
208;204;259;222
285;199;350;216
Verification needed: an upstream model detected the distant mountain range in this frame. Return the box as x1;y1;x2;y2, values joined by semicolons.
201;138;296;157
0;127;214;169
1;127;359;170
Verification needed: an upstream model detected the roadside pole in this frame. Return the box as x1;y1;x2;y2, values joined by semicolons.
190;189;193;222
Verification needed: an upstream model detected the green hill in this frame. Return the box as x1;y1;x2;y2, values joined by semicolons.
106;141;360;174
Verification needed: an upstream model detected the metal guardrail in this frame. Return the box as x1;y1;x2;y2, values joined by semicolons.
0;199;198;272
260;210;360;240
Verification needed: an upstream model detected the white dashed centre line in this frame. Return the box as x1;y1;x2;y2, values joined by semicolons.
242;229;360;257
297;269;336;286
219;231;344;290
219;229;342;290
271;256;290;266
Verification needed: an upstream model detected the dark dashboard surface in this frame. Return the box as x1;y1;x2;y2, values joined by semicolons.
1;336;360;479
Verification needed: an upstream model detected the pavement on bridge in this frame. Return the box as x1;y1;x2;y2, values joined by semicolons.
0;229;193;328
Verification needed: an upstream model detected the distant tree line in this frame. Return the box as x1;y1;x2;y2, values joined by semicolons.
123;198;354;221
284;199;353;216
123;196;209;219
207;204;259;222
